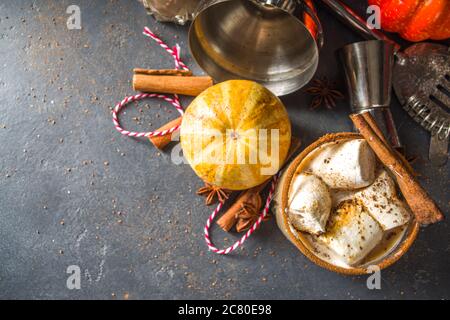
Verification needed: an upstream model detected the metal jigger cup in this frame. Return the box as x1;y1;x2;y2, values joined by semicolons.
339;40;401;148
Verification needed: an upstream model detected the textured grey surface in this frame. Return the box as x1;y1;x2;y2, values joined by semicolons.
0;0;448;300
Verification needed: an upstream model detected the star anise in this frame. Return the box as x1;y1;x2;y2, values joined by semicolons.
197;182;231;206
235;195;267;232
305;77;344;109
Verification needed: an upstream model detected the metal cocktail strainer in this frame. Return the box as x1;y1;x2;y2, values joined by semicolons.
394;44;450;166
322;0;450;166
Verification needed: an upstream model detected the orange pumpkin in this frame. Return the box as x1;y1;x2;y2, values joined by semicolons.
368;0;450;41
180;80;291;190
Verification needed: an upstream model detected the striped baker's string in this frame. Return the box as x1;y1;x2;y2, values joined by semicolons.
112;27;187;138
204;174;279;255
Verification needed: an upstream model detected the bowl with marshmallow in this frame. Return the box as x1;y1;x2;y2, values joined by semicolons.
274;133;420;275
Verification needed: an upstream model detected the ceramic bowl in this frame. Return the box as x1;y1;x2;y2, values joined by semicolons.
274;132;420;275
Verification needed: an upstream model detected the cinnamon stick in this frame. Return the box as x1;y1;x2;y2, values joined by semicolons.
361;112;389;146
216;137;302;232
361;112;416;177
217;182;269;232
133;74;213;96
149;116;182;150
350;113;444;225
133;68;193;76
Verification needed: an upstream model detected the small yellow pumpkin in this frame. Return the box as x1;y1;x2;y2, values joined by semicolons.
180;80;291;190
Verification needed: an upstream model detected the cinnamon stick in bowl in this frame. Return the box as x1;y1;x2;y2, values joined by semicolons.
350;112;444;225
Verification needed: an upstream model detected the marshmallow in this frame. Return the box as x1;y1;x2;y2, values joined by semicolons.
306;139;376;189
356;170;411;230
317;200;383;266
330;189;353;207
288;173;332;235
331;170;411;231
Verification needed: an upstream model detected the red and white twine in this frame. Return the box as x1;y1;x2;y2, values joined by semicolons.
112;93;183;138
113;27;279;255
143;27;189;71
112;27;187;139
204;174;279;255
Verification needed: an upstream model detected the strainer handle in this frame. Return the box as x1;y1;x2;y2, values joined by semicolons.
320;0;401;52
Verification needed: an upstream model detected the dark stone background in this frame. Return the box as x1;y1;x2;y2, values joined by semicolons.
0;0;448;300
